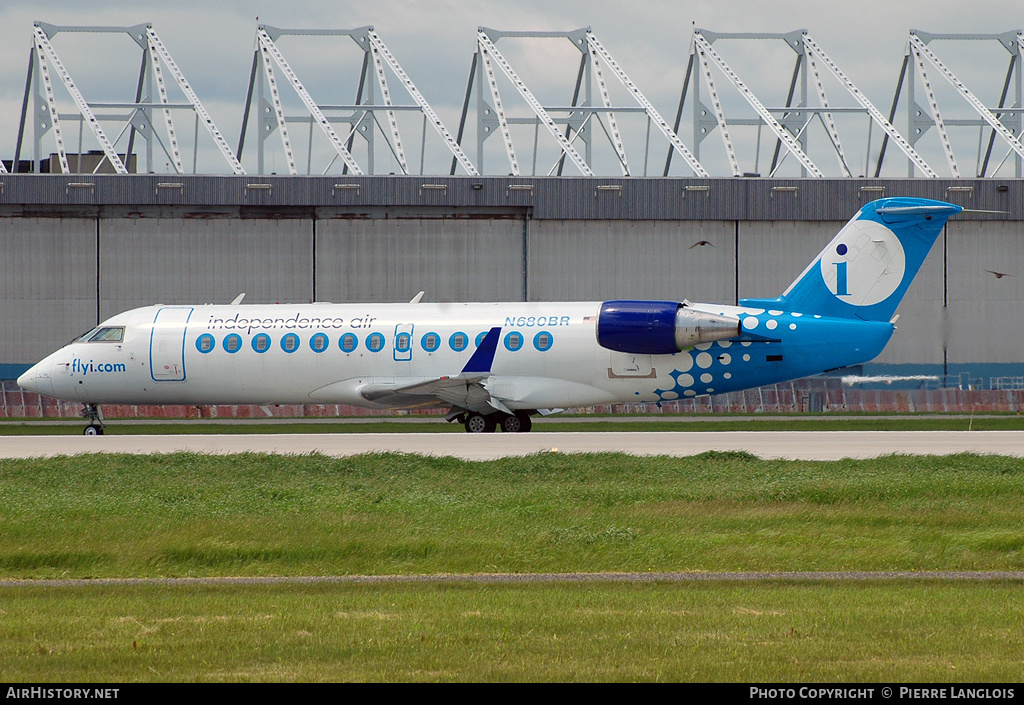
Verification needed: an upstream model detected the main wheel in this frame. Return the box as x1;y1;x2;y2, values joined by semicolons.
464;412;496;433
500;412;533;433
83;425;104;436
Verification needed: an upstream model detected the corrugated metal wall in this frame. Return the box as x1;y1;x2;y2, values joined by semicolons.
0;217;97;363
100;217;314;317
946;220;1024;365
528;220;735;302
316;216;524;302
737;220;837;300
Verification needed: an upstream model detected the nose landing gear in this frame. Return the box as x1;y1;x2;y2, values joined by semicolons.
81;404;105;436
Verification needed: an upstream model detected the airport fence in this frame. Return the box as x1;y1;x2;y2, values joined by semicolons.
3;379;1024;419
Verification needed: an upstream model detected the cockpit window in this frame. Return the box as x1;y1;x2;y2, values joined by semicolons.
71;327;99;343
86;326;124;342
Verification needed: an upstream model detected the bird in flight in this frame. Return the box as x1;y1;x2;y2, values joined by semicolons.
689;240;714;249
986;270;1013;279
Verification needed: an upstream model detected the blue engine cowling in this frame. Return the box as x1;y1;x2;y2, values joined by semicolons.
597;300;681;354
596;300;741;354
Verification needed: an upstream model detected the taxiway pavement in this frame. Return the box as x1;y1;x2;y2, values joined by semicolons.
2;430;1022;461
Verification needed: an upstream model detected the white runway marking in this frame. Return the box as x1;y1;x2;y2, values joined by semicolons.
2;430;1023;460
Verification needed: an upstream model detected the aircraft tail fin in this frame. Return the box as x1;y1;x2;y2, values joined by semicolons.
739;197;961;322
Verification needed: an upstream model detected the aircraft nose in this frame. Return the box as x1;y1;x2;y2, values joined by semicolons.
17;361;54;396
17;366;37;392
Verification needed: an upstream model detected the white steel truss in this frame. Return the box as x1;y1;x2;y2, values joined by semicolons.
365;31;478;176
145;32;183;174
695;38;740;176
804;45;851;176
584;32;708;177
909;38;960;177
909;32;1024;169
676;30;938;178
255;28;364;175
33;29;71;174
369;35;408;174
11;23;1022;179
477;41;522;175
242;26;476;176
33;24;127;174
17;22;243;174
257;36;298;175
587;38;629;175
693;31;823;177
800;33;938;178
892;31;1024;177
144;28;244;174
464;28;707;177
477;31;594;176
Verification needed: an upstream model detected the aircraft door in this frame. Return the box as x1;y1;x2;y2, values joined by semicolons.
607;351;656;379
150;307;193;381
394;323;414;362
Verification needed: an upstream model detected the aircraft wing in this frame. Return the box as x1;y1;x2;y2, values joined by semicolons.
341;326;512;414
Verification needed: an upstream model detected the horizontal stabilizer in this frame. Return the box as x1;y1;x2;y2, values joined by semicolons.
873;204;961;216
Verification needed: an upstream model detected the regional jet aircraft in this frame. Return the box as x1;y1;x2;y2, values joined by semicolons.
18;197;961;434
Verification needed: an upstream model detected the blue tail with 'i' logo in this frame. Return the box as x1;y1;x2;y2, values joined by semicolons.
740;197;962;322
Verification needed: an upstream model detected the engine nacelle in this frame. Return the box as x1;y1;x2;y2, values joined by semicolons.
596;300;741;355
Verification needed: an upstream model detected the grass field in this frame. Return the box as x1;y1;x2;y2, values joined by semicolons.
2;450;1023;681
4;581;1023;682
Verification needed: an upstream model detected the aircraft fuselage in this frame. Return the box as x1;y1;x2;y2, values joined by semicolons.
21;300;893;411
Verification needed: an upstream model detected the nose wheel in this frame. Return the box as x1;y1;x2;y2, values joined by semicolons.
80;404;105;436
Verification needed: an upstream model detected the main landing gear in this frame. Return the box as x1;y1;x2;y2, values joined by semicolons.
461;410;533;434
81;403;105;436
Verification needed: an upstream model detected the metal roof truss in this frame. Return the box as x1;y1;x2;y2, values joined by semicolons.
676;30;939;178
240;25;477;176
462;27;707;177
14;22;243;174
898;31;1024;178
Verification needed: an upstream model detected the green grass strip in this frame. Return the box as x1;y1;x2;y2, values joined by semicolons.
1;581;1022;682
2;451;1024;578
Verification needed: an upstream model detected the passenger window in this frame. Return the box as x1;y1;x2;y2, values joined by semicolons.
87;327;124;342
339;333;358;353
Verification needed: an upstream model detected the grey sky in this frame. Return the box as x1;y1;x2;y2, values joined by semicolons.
1;0;1021;176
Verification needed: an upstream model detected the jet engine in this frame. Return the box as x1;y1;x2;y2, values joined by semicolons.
596;300;741;355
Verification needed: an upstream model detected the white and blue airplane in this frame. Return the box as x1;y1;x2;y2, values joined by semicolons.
18;197;961;434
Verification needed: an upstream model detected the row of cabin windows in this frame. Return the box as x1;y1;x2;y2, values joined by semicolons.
194;330;554;355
